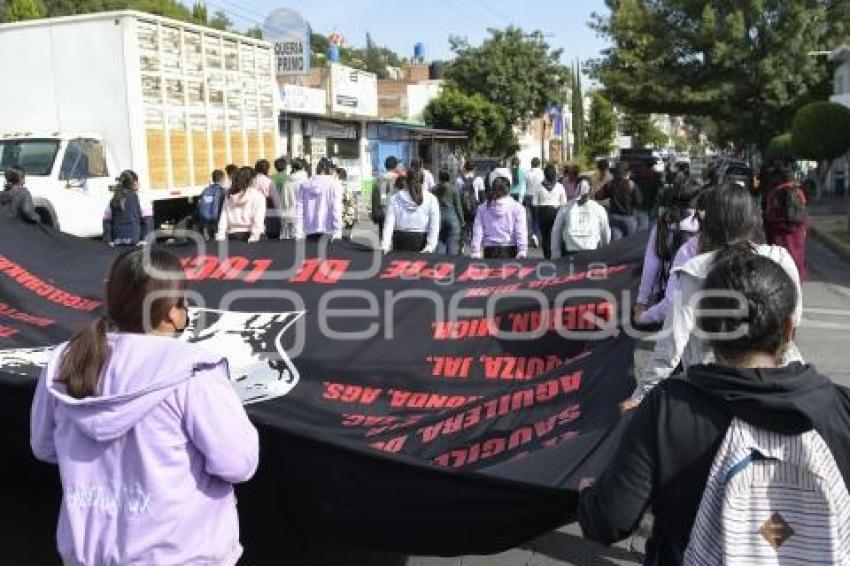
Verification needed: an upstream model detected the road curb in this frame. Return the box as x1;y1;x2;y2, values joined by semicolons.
810;223;850;263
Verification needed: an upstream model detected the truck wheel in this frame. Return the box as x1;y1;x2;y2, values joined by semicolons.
35;206;59;230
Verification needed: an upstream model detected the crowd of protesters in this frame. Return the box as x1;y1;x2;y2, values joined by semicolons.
16;145;841;565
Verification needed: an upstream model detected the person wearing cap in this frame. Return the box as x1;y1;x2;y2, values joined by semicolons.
550;177;610;259
470;171;528;259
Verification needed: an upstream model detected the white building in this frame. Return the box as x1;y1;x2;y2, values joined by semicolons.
827;45;850;195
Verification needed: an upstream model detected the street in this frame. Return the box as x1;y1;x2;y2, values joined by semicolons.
1;229;847;565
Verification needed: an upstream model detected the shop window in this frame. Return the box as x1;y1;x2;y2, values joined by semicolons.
327;138;360;160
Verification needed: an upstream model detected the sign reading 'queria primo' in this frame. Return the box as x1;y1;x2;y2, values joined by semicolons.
264;8;312;76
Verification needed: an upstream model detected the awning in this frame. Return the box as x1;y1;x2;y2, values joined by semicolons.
370;120;467;140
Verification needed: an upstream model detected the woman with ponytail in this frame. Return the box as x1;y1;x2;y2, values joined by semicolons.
103;170;153;246
381;170;440;253
630;182;803;406
31;248;258;565
633;181;701;327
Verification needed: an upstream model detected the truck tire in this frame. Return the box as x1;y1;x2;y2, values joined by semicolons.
33;200;59;230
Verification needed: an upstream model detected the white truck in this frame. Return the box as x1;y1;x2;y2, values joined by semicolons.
0;11;280;237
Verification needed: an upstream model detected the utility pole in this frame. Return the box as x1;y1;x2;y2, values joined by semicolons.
540;117;547;163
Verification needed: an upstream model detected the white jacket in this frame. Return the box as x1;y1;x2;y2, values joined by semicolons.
381;190;440;253
636;244;804;401
533;181;568;207
550;199;611;258
526;167;545;197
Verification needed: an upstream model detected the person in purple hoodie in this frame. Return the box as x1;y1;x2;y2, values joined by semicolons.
470;174;528;259
294;158;343;240
30;247;259;566
633;181;701;328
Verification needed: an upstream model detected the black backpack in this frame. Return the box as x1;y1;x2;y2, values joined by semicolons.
459;177;478;222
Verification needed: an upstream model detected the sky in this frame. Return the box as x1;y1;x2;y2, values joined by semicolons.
200;0;611;68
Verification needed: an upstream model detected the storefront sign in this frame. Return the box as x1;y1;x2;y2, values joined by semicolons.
281;84;327;115
305;120;358;140
330;63;378;117
264;8;312;76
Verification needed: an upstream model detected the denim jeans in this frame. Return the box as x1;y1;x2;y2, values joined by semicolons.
609;213;638;241
437;209;461;256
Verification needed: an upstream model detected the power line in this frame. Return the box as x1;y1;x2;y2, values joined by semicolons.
469;0;512;26
207;0;268;22
204;0;264;28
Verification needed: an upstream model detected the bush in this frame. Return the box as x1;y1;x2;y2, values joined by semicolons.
791;102;850;161
765;132;794;162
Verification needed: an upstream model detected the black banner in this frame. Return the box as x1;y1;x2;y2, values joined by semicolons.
0;221;643;556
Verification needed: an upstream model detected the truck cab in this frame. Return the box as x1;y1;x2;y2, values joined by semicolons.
0;133;118;237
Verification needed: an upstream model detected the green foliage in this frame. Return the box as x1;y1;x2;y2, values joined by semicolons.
584;91;617;159
10;1;243;36
207;9;231;31
590;0;850;148
310;32;402;78
765;132;794;162
190;2;205;25
8;0;47;20
622;112;668;149
571;60;585;157
791;102;850;161
423;88;518;158
445;27;569;127
130;0;192;21
673;135;690;152
243;25;263;40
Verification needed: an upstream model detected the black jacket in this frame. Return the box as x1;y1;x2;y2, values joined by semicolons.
433;182;464;225
103;190;153;245
578;363;850;565
598;179;641;216
0;186;40;223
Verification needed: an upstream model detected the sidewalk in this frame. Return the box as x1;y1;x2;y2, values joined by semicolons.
807;196;850;261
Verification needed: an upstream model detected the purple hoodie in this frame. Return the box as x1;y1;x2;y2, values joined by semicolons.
30;333;259;565
470;197;528;257
295;174;343;239
637;217;700;325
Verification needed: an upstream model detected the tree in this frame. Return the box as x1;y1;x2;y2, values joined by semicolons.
571;60;585;158
363;33;389;79
132;0;193;21
244;25;263;40
191;2;207;25
8;0;47;20
622;112;668;149
765;132;794;162
423;88;518;158
584;92;617;159
590;0;850;149
445;27;569;127
207;9;231;31
792;102;850;162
